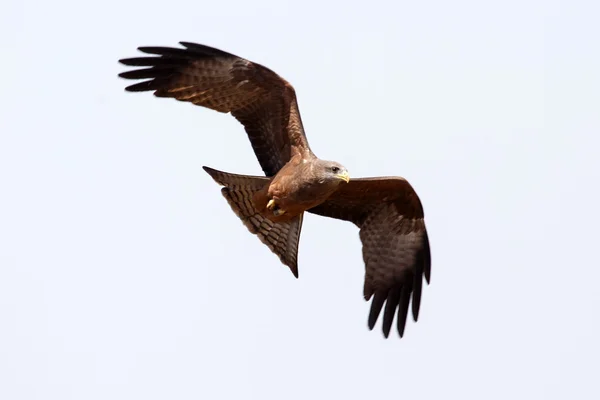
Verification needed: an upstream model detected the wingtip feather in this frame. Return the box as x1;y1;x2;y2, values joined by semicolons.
396;285;411;338
123;80;155;92
423;231;432;284
367;293;385;331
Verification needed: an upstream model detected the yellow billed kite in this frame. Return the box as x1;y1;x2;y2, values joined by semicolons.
119;42;431;338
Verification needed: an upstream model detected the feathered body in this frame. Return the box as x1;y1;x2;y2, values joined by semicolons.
119;41;431;339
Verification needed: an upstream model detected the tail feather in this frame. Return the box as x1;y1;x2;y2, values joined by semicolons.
203;166;303;278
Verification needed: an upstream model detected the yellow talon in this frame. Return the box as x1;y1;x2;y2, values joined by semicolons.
266;199;285;216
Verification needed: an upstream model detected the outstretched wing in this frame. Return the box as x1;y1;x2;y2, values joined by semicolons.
308;177;431;338
119;42;313;177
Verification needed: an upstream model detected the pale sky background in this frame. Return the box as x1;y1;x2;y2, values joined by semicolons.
1;0;599;399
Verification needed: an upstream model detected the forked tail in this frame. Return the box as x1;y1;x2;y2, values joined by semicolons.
202;166;304;278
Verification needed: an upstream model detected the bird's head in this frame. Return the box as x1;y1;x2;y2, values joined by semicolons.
315;160;350;184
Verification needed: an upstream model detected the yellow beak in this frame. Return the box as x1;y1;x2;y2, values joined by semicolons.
336;171;350;183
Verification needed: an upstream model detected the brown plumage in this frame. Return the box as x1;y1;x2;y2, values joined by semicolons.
119;41;432;339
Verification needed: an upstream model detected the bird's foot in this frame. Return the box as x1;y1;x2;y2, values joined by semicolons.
266;199;286;216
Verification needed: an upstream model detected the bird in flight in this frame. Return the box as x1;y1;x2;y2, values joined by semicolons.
118;41;431;338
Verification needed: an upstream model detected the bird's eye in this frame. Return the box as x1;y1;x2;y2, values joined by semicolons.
331;166;340;173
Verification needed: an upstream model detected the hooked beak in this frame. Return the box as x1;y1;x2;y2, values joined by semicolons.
336;170;350;183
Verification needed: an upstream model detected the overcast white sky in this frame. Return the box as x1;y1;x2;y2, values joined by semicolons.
1;0;599;399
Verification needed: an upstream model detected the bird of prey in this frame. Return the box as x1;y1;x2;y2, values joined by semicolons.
118;41;431;338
